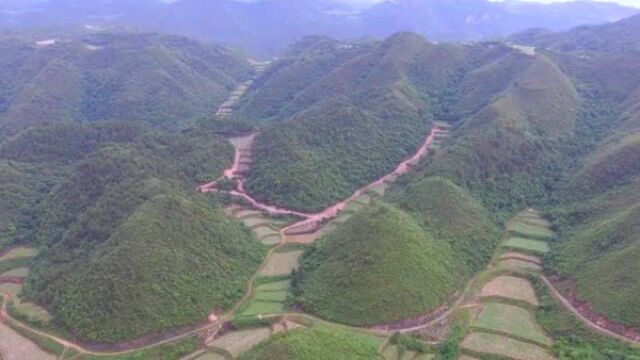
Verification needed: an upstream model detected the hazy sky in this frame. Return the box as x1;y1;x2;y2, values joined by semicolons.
339;0;640;8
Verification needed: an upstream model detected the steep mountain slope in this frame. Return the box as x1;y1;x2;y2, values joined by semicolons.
238;33;578;214
241;33;436;212
422;53;578;215
0;31;252;139
510;14;640;332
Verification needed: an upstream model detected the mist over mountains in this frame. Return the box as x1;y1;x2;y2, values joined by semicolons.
0;0;637;56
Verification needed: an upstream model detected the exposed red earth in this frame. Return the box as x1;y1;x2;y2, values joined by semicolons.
198;127;444;237
543;276;640;344
0;277;24;285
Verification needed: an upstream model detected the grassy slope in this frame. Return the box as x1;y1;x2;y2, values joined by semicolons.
239;325;382;360
296;203;457;326
0;32;252;139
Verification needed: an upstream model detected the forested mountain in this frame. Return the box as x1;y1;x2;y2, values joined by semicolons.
234;33;578;212
0;32;264;343
0;31;252;139
507;14;640;332
1;5;640;357
0;0;637;56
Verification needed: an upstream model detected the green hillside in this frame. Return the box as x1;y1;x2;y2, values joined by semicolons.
389;176;501;277
0;32;252;139
2;123;263;343
423;54;578;215
295;204;457;326
240;34;563;212
28;192;264;343
242;33;435;212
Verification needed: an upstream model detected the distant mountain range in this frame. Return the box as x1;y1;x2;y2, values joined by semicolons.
0;0;637;56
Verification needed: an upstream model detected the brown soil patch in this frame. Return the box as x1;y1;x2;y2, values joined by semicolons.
208;328;271;357
481;276;539;306
259;251;303;277
0;322;56;360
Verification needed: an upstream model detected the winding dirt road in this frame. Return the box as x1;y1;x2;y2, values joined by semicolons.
540;276;640;346
199;127;445;237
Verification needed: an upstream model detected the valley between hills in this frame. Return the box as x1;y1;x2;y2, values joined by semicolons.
1;11;640;360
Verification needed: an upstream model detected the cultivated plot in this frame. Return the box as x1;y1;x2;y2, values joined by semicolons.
499;252;542;264
461;332;553;360
0;247;37;262
508;222;554;240
481;276;539;306
239;277;291;317
259;251;303;277
498;258;542;272
209;327;272;357
503;238;550;254
0;267;29;278
472;303;551;347
0;322;56;360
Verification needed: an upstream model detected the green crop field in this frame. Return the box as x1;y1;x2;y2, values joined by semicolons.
472;303;552;347
503;238;550;254
0;267;29;278
461;332;553;360
254;291;288;302
255;280;290;292
240;324;383;360
0;247;38;262
239;301;285;316
239;277;291;317
508;222;554;240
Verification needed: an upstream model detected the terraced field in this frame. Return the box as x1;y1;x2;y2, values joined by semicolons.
380;342;434;360
0;247;38;262
459;210;555;360
480;276;539;306
237;277;291;317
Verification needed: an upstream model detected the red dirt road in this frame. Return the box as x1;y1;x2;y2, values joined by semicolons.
541;276;640;345
199;127;444;236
